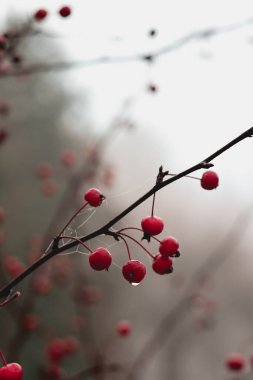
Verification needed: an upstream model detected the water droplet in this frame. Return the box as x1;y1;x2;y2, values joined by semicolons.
131;282;140;287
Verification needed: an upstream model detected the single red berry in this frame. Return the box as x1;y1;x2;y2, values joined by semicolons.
34;9;48;21
89;248;112;271
117;320;132;337
225;353;245;371
77;285;102;304
36;162;53;179
4;256;24;277
201;170;219;190
0;352;23;380
84;188;104;207
46;339;67;363
63;337;79;355
159;236;179;257
0;364;23;380
22;313;40;332
141;216;164;236
41;179;58;197
33;277;52;296
148;83;157;93
60;149;76;167
152;254;173;275
59;6;71;18
122;260;146;284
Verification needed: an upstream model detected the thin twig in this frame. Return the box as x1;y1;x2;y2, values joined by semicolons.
1;17;253;78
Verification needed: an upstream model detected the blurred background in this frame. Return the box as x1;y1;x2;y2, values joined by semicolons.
1;1;253;379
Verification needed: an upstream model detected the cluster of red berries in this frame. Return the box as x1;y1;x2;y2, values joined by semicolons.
34;6;72;21
81;172;219;283
44;337;79;379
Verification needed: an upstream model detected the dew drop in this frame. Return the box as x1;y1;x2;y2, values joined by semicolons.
131;282;140;287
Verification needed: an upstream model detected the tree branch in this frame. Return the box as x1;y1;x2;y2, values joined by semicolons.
0;126;252;301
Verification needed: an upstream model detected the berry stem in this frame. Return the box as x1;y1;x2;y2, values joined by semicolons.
168;173;200;181
118;235;132;260
151;193;156;217
118;232;155;259
57;202;88;237
0;352;7;366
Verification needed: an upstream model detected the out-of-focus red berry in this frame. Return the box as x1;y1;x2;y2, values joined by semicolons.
34;9;48;21
117;320;132;336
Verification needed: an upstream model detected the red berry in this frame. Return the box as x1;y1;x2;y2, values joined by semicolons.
148;83;157;93
60;149;76;167
33;277;52;296
89;248;112;271
0;363;23;380
122;260;146;284
84;188;104;207
41;179;58;197
117;320;132;337
34;9;48;21
0;353;23;380
152;254;173;275
141;216;164;236
4;256;24;277
159;236;179;257
76;285;102;305
59;6;71;18
22;313;40;332
201;170;219;190
36;162;53;179
46;339;67;363
225;353;245;371
63;337;79;354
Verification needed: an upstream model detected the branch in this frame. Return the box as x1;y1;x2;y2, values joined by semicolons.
0;126;252;300
1;17;253;78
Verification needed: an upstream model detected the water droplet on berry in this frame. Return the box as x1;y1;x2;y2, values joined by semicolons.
131;282;140;287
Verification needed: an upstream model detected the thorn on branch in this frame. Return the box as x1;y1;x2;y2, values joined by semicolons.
156;166;169;185
52;237;60;250
201;161;214;169
0;291;21;307
105;230;120;241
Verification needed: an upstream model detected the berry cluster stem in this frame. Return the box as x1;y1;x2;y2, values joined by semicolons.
0;352;7;366
118;232;155;259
